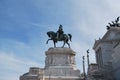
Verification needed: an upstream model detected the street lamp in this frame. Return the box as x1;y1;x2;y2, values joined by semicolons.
82;56;86;80
87;49;90;67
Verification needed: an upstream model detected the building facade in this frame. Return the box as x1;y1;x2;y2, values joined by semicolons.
90;27;120;80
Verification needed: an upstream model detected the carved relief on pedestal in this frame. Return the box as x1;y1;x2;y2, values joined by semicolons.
45;48;76;67
71;56;76;64
66;55;70;64
66;55;76;65
45;56;49;66
52;55;56;65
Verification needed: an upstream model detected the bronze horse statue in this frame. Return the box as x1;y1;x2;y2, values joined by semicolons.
46;31;72;48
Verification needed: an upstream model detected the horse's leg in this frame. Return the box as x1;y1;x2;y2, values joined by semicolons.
65;38;70;48
53;41;56;48
67;42;70;48
62;41;65;48
46;39;52;44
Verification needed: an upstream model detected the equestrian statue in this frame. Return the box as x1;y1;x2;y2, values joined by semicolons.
46;24;72;48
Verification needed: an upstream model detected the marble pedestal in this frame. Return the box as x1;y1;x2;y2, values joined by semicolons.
44;47;81;80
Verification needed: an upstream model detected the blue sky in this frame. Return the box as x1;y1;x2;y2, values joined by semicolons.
0;0;120;80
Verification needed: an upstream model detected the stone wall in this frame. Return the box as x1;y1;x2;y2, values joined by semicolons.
112;42;120;80
20;67;44;80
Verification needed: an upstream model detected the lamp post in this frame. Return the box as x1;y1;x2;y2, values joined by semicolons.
87;49;90;67
82;56;86;80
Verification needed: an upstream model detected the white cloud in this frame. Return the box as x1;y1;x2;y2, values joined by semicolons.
0;51;41;80
70;0;120;38
0;38;45;63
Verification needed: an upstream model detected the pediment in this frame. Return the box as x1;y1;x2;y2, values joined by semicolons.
102;27;120;41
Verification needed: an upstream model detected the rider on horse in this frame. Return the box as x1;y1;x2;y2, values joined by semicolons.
57;24;64;40
46;24;72;48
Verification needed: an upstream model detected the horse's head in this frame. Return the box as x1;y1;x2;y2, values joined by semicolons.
47;32;51;38
47;31;56;38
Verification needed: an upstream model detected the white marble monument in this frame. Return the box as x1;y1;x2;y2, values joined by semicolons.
20;47;81;80
44;47;81;80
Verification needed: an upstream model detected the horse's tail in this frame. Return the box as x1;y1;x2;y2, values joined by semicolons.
68;34;72;42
